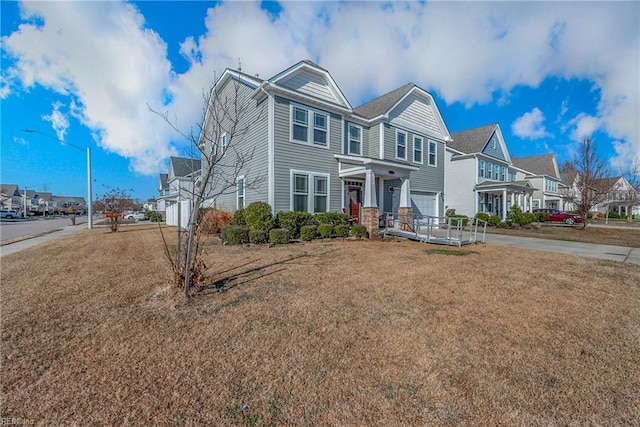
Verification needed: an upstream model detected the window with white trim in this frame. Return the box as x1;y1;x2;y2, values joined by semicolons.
291;104;329;147
428;140;437;166
348;124;362;156
221;133;227;152
291;171;330;213
479;159;485;178
413;136;423;164
237;176;245;209
396;130;407;160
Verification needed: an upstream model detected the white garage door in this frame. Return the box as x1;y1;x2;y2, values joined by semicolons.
411;192;437;218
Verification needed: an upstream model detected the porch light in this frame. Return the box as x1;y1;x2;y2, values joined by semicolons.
388;170;395;175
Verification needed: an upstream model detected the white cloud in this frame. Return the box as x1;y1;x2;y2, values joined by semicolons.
512;108;552;140
41;101;70;142
568;113;601;143
1;1;638;175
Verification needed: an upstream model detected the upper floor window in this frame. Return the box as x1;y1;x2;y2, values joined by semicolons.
291;104;329;147
487;163;493;180
348;124;362;156
500;166;506;181
479;159;485;178
428;140;437;166
413;136;423;164
396;130;407;160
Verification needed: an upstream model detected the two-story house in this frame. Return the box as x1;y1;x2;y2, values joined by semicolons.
199;60;451;236
159;157;201;227
511;153;563;210
445;123;535;221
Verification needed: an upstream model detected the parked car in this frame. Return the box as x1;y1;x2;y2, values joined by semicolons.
533;208;582;225
124;211;146;221
0;209;19;219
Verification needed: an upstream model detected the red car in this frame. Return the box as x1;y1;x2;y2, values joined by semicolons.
534;208;582;225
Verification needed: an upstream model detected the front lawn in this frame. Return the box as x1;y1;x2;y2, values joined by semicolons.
1;226;639;425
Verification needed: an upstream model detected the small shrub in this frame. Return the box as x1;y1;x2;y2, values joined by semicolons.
300;225;317;241
276;211;314;238
314;212;348;225
220;225;249;245
488;215;502;226
475;212;490;223
232;208;246;226
534;210;548;222
269;228;290;245
317;223;333;238
244;202;274;231
522;212;536;226
149;211;163;222
351;225;368;239
198;208;232;234
608;211;620;219
334;224;350;238
506;205;524;227
249;229;268;244
448;214;468;227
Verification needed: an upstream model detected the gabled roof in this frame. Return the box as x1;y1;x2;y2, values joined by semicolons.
169;157;201;179
449;123;497;154
353;83;415;119
264;59;352;110
0;184;20;197
512;153;559;179
596;176;624;191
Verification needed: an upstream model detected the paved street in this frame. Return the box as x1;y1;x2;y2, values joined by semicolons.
0;216;91;243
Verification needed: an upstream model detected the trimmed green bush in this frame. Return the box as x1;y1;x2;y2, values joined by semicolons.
488;215;502;226
351;225;368;239
534;210;548;222
276;211;314;238
475;212;490;223
244;202;274;231
269;228;290;245
221;225;249;245
522;212;536;226
448;214;468;227
300;225;317;241
314;212;348;225
317;223;334;238
232;208;246;226
149;211;163;222
334;224;350;238
608;211;620;219
249;229;268;244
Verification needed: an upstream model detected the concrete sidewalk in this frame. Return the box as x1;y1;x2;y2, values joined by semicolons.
0;225;89;258
484;233;640;265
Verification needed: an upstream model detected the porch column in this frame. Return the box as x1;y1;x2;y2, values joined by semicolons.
398;178;414;231
502;190;508;220
510;192;515;207
362;169;379;238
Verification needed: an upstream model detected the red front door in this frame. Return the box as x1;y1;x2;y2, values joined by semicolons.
348;188;361;224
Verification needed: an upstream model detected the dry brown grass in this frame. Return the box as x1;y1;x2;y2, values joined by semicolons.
1;226;639;426
488;223;640;247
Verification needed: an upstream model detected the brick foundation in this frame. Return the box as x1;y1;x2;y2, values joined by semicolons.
361;207;379;238
398;206;414;231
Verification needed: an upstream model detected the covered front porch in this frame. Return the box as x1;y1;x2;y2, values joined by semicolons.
475;180;535;221
335;154;419;237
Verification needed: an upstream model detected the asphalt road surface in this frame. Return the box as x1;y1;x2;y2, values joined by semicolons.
0;216;91;243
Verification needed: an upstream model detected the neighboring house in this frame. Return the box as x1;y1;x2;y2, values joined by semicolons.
445;123;535;221
0;184;22;211
50;196;87;214
592;176;639;217
156;173;169;213
158;157;201;227
511;153;564;210
200;60;451;236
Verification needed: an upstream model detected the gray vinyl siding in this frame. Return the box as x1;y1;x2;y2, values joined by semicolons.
279;69;340;105
364;124;379;158
204;78;269;211
344;120;370;157
388;92;441;136
272;96;342;213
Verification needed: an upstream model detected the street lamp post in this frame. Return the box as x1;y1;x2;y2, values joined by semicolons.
22;129;93;229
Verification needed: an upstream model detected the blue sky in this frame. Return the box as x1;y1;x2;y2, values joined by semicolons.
1;1;638;202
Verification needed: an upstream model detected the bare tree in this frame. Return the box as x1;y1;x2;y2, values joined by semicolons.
151;71;265;296
97;186;135;232
561;138;610;229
